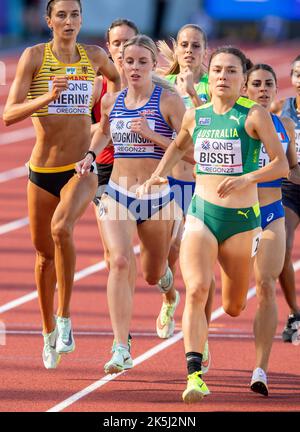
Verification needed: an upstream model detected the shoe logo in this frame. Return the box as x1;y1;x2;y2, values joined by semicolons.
50;341;56;350
229;114;244;125
64;330;73;346
237;209;250;219
50;67;63;72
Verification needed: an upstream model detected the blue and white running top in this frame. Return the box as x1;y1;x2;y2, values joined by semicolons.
258;113;289;188
281;97;300;163
109;85;173;160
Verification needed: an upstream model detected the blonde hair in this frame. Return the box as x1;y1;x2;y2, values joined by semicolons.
158;24;207;76
123;34;177;94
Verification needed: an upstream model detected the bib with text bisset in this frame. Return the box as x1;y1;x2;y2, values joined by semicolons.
193;97;261;176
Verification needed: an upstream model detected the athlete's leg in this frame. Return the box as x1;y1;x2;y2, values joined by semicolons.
100;195;137;346
180;215;218;355
279;206;300;314
51;172;97;318
27;181;59;334
254;218;285;372
219;228;261;317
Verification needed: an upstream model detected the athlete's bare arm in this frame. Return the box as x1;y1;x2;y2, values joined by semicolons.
3;45;68;126
282;116;300;184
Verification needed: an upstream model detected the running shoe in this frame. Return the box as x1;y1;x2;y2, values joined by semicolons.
182;371;210;403
42;326;61;369
156;290;180;338
56;316;75;354
111;334;132;353
250;367;268;396
157;265;173;293
201;340;211;374
282;313;300;343
104;345;133;374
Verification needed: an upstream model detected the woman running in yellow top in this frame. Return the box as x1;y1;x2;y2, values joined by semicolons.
3;0;120;369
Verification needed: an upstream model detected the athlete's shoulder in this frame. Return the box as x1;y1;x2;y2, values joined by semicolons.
17;43;45;72
195;101;212;111
81;44;107;61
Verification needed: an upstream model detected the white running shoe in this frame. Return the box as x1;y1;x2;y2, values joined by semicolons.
156;290;180;339
202;340;211;374
42;326;61;369
157;266;173;293
56;316;75;354
104;345;133;374
250;367;268;396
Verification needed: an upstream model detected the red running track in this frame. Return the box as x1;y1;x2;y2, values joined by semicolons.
0;43;300;413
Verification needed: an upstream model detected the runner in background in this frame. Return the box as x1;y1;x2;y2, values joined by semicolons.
271;55;300;342
246;63;300;396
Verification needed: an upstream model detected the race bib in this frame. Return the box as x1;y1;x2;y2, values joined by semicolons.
259;131;289;168
48;79;92;115
111;117;155;155
194;137;243;174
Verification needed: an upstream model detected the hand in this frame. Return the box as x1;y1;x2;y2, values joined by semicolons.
217;175;251;198
75;153;94;178
50;76;68;101
136;175;168;198
177;67;194;95
130;113;153;140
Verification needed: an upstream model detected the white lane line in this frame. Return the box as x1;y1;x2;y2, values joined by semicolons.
0;217;29;235
47;259;300;412
0;166;27;183
0;126;35;146
0;245;141;315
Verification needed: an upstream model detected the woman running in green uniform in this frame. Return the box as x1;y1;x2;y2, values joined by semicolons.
3;0;120;369
137;46;288;402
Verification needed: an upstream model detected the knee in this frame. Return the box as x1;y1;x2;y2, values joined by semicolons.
223;302;243;317
256;277;276;305
36;251;54;272
186;282;210;305
144;270;160;286
109;253;130;273
51;221;72;245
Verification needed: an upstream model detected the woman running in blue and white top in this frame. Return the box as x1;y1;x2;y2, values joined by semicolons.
76;34;186;373
246;64;300;396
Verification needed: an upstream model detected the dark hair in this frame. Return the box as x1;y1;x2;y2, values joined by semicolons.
208;46;251;74
46;0;82;18
106;19;139;43
291;55;300;76
246;63;277;86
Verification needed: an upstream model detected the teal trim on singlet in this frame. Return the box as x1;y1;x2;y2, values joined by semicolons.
193;96;261;176
166;73;210;108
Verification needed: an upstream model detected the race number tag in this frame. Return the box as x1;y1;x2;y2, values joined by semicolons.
111;117;155;155
194;137;243;174
48;80;93;115
251;231;262;257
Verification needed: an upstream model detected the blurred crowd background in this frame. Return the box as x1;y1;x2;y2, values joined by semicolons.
0;0;300;51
